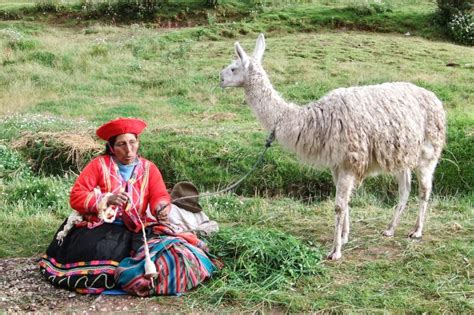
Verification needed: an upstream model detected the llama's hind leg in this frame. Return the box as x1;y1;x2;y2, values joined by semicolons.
383;169;411;237
331;169;350;245
409;159;437;239
328;171;355;260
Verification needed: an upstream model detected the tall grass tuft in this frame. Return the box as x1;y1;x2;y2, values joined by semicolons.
197;226;326;307
12;131;103;175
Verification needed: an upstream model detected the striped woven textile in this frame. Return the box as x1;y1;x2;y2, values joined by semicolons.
39;256;119;294
116;233;217;296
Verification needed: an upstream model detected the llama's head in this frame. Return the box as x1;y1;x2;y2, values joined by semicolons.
220;33;266;88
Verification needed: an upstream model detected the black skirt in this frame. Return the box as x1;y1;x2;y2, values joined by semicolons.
39;219;134;294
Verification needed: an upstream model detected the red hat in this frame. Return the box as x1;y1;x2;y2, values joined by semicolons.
96;118;147;141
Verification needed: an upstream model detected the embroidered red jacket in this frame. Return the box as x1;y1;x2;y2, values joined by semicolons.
69;155;171;232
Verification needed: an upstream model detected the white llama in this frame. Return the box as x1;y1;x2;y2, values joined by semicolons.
220;34;446;260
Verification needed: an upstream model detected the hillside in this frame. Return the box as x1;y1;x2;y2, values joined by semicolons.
0;0;473;313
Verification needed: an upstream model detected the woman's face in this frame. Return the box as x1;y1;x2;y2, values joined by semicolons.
112;133;139;165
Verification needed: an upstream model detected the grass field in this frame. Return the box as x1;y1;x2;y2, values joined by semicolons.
0;0;473;312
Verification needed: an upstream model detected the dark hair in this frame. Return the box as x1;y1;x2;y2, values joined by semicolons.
103;135;117;155
102;134;138;155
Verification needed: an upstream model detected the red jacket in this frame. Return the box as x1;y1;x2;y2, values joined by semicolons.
69;155;170;232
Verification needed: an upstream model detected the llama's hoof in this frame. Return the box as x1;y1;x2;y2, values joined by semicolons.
327;251;342;260
382;230;394;237
408;231;422;239
342;236;349;244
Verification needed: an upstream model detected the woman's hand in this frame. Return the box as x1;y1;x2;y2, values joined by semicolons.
106;192;129;206
155;202;170;223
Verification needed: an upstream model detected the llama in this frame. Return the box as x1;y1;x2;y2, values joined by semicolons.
56;188;115;244
219;34;446;260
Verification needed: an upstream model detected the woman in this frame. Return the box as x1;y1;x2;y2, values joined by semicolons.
39;117;217;295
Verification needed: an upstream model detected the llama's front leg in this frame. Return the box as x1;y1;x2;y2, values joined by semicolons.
383;169;411;237
342;207;350;244
409;161;436;239
328;172;355;260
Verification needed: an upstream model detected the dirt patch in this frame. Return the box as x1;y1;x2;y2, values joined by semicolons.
0;257;185;313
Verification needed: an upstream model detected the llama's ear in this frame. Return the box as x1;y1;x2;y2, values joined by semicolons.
253;33;266;63
235;42;249;68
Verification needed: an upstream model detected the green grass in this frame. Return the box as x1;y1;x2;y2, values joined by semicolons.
1;25;472;194
0;0;452;41
0;0;473;312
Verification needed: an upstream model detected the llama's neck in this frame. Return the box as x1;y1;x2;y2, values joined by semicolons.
243;63;326;162
244;63;301;133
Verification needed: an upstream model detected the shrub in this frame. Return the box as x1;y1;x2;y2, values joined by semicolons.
437;0;472;25
81;0;169;21
437;0;474;44
206;0;219;8
435;116;474;195
0;145;32;182
34;0;63;13
447;11;474;44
